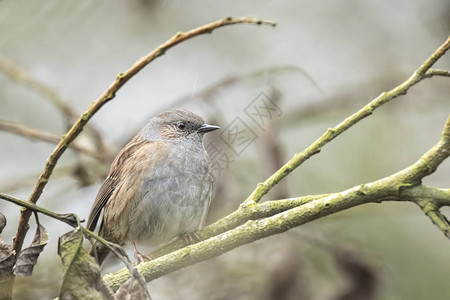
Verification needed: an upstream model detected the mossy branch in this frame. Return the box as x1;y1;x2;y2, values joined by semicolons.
101;34;450;290
243;35;450;205
104;114;449;291
149;194;330;258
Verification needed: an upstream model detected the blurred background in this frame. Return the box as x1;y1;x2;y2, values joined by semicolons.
1;0;449;299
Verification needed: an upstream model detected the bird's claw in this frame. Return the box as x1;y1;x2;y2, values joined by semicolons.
181;231;201;245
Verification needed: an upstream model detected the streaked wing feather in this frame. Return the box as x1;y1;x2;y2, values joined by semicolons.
86;177;116;231
86;135;149;232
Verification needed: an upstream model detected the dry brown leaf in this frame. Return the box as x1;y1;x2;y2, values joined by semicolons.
0;239;15;299
115;276;151;300
13;224;48;276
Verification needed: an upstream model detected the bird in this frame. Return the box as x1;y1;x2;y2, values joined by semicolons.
87;109;219;265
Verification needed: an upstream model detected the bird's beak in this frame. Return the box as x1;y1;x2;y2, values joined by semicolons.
198;124;220;133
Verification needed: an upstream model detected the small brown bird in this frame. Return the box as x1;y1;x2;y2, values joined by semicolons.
87;109;219;264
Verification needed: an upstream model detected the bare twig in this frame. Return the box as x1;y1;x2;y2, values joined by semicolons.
0;165;96;193
0;55;113;188
418;201;450;239
243;35;450;205
157;64;317;112
424;68;450;78
0;120;105;161
0;55;110;156
0;55;76;121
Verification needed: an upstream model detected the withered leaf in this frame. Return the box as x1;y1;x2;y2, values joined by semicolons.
58;229;113;300
0;212;6;234
13;224;48;276
114;274;151;300
0;240;15;299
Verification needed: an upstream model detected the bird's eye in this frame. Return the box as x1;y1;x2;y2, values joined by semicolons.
176;121;186;130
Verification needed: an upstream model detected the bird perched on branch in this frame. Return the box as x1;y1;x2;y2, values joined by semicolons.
87;109;219;264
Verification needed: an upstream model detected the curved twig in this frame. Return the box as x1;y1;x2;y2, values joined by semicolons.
157;64;320;113
0;120;105;161
0;54;110;156
12;16;276;254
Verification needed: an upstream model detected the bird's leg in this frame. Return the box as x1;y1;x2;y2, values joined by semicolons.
132;242;151;264
180;231;201;245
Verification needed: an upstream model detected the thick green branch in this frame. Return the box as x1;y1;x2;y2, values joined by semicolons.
150;194;330;258
105;184;450;291
104;114;450;291
244;35;450;204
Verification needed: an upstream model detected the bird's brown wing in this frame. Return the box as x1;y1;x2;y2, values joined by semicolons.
86;135;151;232
86;177;115;232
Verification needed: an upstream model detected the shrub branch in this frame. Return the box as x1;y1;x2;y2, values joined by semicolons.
104;116;449;291
243;36;450;205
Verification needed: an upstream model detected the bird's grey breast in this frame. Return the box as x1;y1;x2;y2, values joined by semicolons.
129;140;213;245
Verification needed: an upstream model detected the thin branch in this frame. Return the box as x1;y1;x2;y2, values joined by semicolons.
0;120;105;161
243;35;450;205
279;70;445;129
0;192;134;266
0;165;100;193
0;55;76;121
0;55;110;156
425;68;450;78
157;64;318;112
0;55;112;187
0;192;78;227
11;16;276;254
418;201;450;239
104;114;450;290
